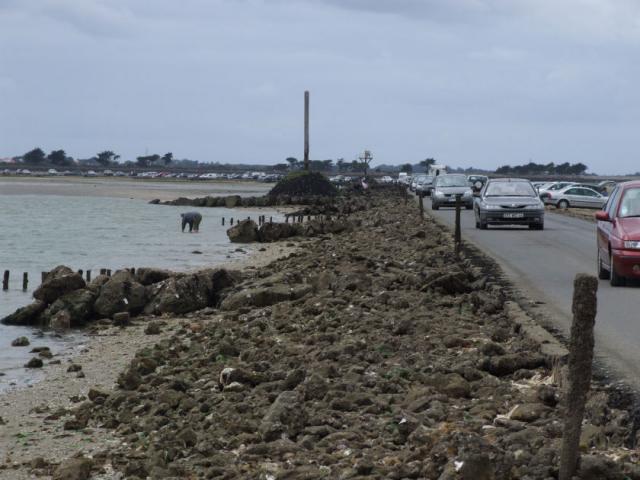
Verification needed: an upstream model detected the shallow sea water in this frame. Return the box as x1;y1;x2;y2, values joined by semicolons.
0;193;283;390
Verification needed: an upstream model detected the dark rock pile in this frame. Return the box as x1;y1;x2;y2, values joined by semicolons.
227;217;352;243
154;193;335;208
0;267;236;327
268;171;337;197
58;190;638;479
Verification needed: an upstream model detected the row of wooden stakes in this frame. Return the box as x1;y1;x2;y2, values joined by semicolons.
1;268;127;292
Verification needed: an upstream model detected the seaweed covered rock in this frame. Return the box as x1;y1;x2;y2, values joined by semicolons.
227;220;259;243
33;266;86;304
94;270;146;318
268;171;337;198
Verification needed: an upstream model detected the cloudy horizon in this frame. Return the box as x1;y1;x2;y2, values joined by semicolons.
1;0;639;174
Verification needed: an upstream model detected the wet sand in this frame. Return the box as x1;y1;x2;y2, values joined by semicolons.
0;177;272;201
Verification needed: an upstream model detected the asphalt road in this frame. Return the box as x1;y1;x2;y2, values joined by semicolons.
426;197;640;387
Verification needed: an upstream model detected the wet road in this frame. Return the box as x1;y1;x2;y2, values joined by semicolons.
427;198;640;387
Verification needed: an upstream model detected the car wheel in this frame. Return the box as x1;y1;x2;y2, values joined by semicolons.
432;202;439;211
465;204;473;210
557;200;569;209
479;219;488;230
597;250;610;280
610;251;625;286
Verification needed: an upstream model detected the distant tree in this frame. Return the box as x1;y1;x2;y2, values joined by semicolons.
47;149;69;166
136;154;160;167
286;157;299;171
96;150;118;167
321;159;334;171
23;148;46;164
272;163;289;171
162;152;173;166
399;163;413;174
336;158;346;172
419;158;436;171
358;150;373;176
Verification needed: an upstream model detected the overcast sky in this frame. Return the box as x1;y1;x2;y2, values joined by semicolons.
1;0;639;173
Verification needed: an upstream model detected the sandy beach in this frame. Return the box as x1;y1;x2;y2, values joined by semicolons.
0;177;272;202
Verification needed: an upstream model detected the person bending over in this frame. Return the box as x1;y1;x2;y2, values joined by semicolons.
181;212;202;233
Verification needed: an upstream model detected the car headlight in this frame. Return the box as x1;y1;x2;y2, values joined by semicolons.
624;241;640;249
482;203;501;210
434;190;444;196
463;191;472;197
525;204;542;209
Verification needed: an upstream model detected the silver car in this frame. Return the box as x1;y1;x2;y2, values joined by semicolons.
474;178;544;230
544;185;608;209
416;175;434;195
431;174;474;210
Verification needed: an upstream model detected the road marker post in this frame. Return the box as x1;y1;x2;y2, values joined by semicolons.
454;194;462;256
419;192;424;219
559;274;598;480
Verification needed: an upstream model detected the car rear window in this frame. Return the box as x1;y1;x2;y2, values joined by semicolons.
435;176;468;187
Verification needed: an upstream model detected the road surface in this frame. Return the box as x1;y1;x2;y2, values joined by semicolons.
427;198;640;387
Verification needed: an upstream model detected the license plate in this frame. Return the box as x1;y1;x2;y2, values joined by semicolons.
447;197;456;202
503;213;524;218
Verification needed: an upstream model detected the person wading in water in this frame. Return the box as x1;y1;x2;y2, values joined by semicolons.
181;212;202;233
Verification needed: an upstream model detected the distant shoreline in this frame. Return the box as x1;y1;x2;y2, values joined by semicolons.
0;177;272;201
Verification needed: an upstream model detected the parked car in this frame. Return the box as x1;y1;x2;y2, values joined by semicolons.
410;175;427;192
47;168;58;176
474;178;544;230
416;175;434;196
431;174;474;210
596;181;640;285
544;186;607;209
537;181;576;200
84;170;97;177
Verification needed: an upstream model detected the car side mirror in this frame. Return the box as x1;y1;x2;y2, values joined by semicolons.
595;211;610;222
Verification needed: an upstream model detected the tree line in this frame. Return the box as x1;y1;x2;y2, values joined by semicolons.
16;148;174;168
495;162;588;176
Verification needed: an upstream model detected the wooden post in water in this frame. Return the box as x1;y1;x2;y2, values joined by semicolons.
100;269;106;275
454;195;462;256
77;269;83;278
86;270;91;282
304;90;310;171
2;270;9;291
22;272;28;291
559;274;598;480
106;269;112;276
230;218;234;226
222;217;225;226
41;272;47;283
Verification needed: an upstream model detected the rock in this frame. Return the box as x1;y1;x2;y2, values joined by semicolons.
480;353;546;377
302;374;328;401
117;367;142;390
227;219;259;243
52;457;93;480
67;364;82;373
135;268;175;286
86;275;109;292
88;388;109;402
145;269;233;315
113;311;130;327
509;403;547;422
50;310;71;330
177;428;198;448
578;454;623;480
40;289;96;327
258;222;298;242
25;357;43;368
1;300;47;326
94;270;146;318
259;391;307;441
283;369;306;390
220;284;312;310
144;321;162;335
34;266;86;304
224;195;242;208
427;373;471;398
457;454;495;480
11;336;30;347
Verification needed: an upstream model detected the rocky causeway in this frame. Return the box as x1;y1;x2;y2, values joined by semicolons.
0;186;637;479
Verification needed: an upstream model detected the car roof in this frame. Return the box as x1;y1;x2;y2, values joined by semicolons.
487;178;531;182
617;180;640;189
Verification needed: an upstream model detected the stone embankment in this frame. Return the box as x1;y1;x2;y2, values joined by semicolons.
9;187;640;479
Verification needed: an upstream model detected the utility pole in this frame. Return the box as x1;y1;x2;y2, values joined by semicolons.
304;91;310;171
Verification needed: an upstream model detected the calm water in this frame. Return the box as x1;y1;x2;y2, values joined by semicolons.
0;194;283;390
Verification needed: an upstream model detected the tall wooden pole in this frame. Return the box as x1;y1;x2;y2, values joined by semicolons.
304;91;310;171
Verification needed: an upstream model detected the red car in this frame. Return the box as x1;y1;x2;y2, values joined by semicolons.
596;181;640;286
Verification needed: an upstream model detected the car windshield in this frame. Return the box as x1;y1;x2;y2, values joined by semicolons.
435;176;467;187
619;188;640;218
485;182;536;197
